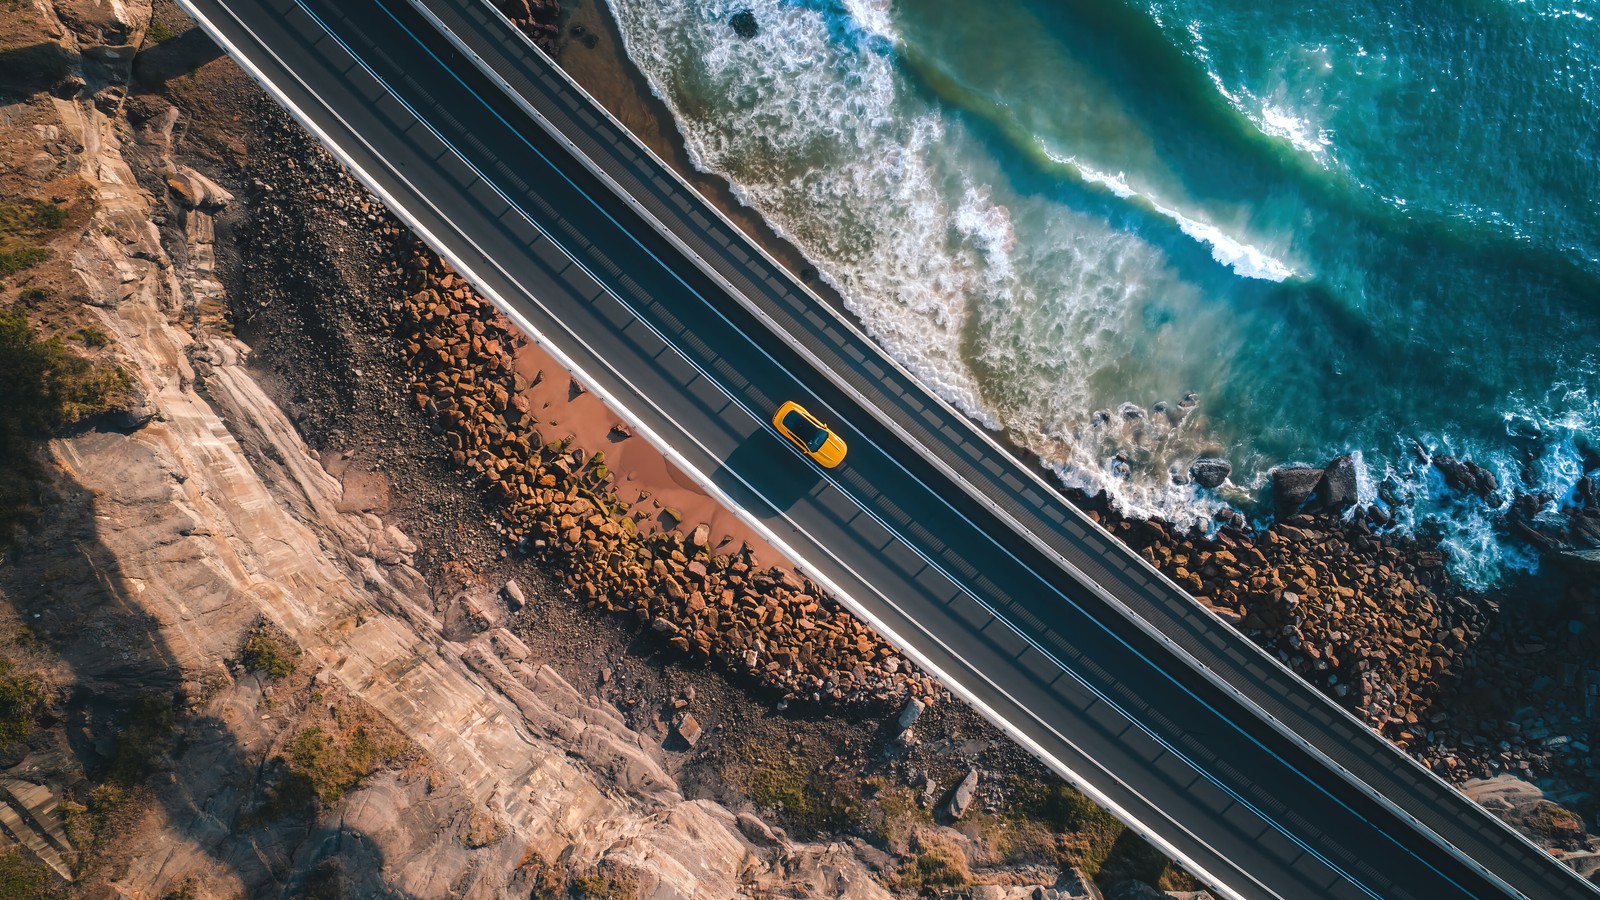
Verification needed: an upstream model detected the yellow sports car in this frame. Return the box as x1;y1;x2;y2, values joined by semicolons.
772;400;848;468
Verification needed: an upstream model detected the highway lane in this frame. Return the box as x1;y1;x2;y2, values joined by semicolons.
175;0;1594;897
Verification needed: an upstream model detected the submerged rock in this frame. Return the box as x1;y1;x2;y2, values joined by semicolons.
730;9;758;39
1188;457;1232;490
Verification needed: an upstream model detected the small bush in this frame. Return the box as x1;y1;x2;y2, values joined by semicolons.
74;325;110;348
0;247;49;277
240;632;298;680
285;722;403;806
0;659;42;745
0;849;63;900
240;769;315;826
899;837;970;891
568;868;637;899
160;879;199;900
146;20;175;43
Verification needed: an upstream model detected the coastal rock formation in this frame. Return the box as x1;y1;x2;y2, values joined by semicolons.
1317;454;1359;510
1271;466;1323;512
1187;457;1231;490
1433;453;1501;503
1098;500;1492;761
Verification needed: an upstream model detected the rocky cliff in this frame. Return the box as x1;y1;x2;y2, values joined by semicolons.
0;1;906;895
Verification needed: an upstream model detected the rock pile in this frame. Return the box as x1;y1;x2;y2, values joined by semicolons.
382;238;921;708
1097;503;1489;754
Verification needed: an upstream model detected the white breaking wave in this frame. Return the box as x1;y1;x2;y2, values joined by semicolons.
605;0;1596;587
1067;158;1297;282
608;0;1297;534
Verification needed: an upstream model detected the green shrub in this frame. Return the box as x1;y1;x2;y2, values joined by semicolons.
568;869;636;899
0;247;49;277
74;325;110;348
0;850;63;900
241;770;316;826
286;723;402;806
146;20;175;43
0;659;42;745
240;632;298;680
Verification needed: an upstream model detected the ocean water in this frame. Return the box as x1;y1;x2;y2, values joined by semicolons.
604;0;1600;588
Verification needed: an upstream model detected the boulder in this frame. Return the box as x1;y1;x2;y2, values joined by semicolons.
104;394;157;431
944;768;978;820
1317;454;1359;510
501;578;526;611
164;166;233;211
735;811;783;847
897;695;924;730
1273;467;1324;512
1188;457;1232;490
675;713;702;748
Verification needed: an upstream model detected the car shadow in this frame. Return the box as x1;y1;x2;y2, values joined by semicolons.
709;428;819;518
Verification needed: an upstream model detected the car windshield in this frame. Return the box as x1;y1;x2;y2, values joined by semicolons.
783;410;829;453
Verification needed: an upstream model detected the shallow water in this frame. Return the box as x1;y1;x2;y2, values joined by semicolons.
605;0;1600;588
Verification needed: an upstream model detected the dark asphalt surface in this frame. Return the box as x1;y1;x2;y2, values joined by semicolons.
175;0;1596;897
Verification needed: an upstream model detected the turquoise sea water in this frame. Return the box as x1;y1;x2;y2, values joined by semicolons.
606;0;1600;587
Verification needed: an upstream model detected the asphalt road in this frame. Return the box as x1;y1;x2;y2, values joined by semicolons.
174;1;1596;897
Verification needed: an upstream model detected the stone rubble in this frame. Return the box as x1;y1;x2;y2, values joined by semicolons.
378;235;927;710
